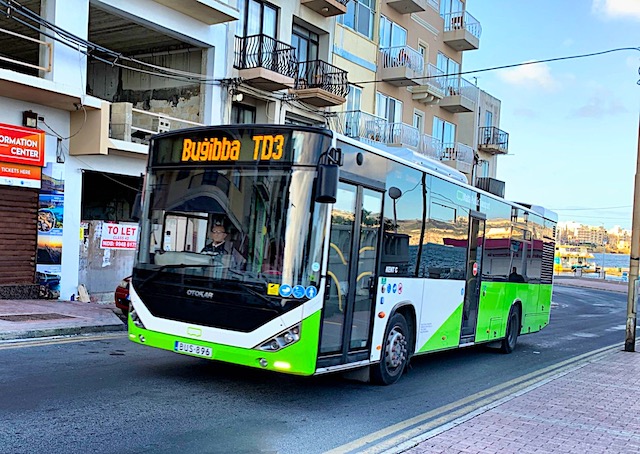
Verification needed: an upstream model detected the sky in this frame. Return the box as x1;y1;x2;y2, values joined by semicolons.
462;0;640;230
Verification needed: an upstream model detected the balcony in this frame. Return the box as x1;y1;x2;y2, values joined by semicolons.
383;123;421;149
412;64;446;105
234;35;297;91
476;177;505;198
442;11;482;51
292;60;349;107
441;142;474;174
330;110;388;145
301;0;349;17
153;0;239;24
69;102;204;157
478;126;509;155
419;133;443;160
110;103;203;145
386;0;427;14
440;76;478;113
378;45;424;87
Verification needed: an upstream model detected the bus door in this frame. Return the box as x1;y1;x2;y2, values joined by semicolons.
319;181;383;366
461;212;486;342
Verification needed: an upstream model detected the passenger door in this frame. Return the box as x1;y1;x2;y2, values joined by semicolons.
461;212;486;342
319;182;383;366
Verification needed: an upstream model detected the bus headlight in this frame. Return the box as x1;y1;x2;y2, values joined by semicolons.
130;308;146;329
256;324;301;352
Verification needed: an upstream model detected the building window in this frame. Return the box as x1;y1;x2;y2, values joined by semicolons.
485;110;493;127
339;0;375;40
478;160;489;178
237;0;278;38
413;110;424;134
440;0;463;17
291;24;319;63
346;85;362;111
231;103;256;124
376;92;402;123
432;116;456;147
436;52;460;76
379;16;407;48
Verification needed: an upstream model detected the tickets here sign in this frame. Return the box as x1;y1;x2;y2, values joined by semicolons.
100;224;138;250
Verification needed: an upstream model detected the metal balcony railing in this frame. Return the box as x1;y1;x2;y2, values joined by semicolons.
441;142;474;164
425;63;446;96
479;126;509;151
234;34;297;78
443;76;478;103
384;122;421;149
442;11;482;39
330;110;388;142
294;60;349;98
379;45;424;74
418;133;443;160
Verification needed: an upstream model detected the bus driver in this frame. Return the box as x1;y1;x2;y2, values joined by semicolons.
201;219;246;270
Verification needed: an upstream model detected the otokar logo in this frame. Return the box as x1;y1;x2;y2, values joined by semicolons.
186;289;214;299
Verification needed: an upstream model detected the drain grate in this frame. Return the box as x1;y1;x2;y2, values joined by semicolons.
0;313;76;322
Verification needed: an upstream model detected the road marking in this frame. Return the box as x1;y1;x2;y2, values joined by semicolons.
0;332;127;350
327;343;622;454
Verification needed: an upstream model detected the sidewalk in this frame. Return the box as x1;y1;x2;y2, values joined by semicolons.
396;276;638;454
0;298;125;341
399;346;640;454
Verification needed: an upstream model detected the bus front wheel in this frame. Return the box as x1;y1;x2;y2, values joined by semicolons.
501;306;521;354
371;313;409;385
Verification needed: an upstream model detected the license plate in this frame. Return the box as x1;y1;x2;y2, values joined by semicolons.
173;341;212;358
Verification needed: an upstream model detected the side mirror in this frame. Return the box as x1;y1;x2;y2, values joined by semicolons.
315;163;339;204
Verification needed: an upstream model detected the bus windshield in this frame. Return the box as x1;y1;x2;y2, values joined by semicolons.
135;166;327;292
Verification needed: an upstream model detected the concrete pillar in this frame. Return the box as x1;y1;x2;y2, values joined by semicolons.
110;103;133;141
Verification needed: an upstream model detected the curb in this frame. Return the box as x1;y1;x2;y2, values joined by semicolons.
553;281;627;294
0;323;126;341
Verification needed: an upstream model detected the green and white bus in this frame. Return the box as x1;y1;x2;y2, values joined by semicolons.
128;124;557;385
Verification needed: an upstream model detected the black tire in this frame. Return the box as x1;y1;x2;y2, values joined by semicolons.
371;313;409;385
501;305;521;354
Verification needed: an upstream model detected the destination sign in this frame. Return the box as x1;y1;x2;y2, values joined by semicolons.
151;126;332;167
181;134;285;163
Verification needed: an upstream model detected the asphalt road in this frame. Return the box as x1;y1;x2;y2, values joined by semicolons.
0;286;629;454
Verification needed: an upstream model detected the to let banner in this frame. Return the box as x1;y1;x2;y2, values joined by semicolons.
100;223;139;250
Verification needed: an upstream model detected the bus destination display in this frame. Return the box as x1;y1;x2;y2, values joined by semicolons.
181;134;285;163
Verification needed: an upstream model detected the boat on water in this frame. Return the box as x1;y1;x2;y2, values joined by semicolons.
554;245;599;273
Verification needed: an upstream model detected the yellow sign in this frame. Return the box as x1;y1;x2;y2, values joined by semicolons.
181;134;285;163
267;283;280;296
182;137;240;162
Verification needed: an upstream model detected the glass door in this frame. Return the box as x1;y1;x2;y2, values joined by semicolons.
461;212;486;340
320;182;383;363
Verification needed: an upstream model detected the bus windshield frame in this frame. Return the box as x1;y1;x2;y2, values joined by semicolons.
131;126;332;331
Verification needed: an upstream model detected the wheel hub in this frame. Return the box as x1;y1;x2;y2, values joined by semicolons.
385;327;407;369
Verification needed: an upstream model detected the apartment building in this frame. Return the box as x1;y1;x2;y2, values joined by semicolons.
328;0;509;190
228;0;349;126
0;0;236;300
0;0;509;302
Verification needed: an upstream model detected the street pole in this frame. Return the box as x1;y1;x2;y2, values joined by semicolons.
625;116;640;352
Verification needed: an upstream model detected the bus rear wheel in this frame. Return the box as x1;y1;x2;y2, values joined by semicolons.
501;306;521;354
371;313;409;385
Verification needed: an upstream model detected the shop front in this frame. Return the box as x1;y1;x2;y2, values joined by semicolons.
0;123;45;298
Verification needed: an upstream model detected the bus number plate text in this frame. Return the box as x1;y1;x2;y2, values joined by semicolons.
174;341;212;358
